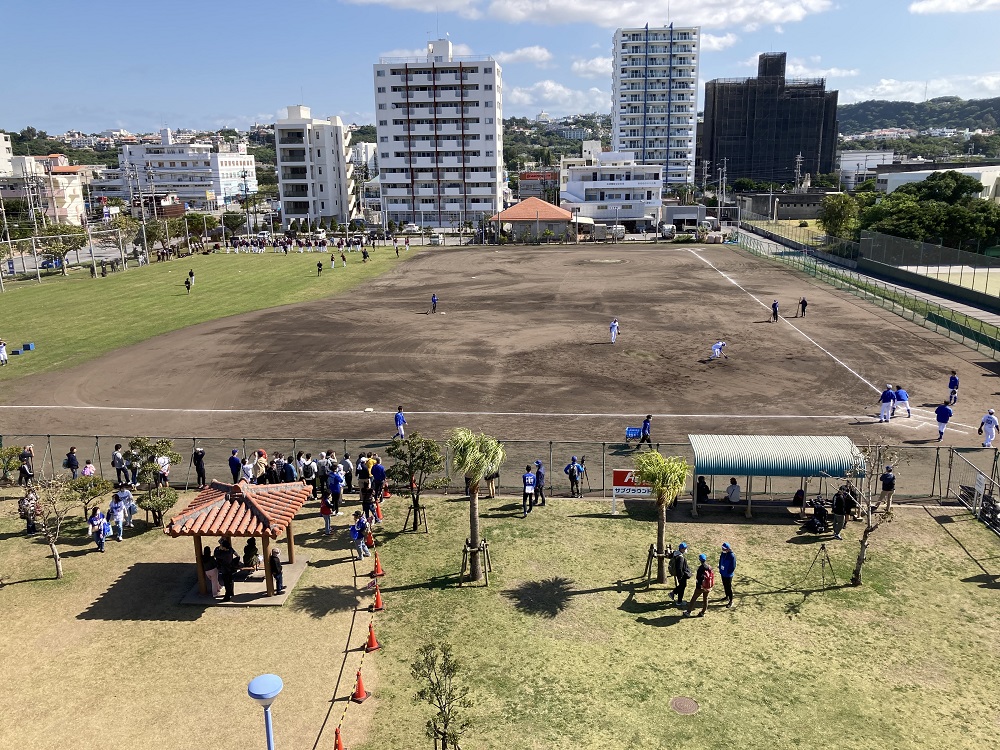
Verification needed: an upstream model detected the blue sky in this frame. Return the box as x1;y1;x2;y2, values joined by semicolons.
3;0;1000;134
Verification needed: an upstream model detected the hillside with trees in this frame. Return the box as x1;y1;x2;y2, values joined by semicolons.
838;97;1000;135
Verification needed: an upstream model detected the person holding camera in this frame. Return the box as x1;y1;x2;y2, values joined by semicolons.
668;542;692;605
564;456;584;498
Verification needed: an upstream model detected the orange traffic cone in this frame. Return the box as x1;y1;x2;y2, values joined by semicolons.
365;529;376;548
374;499;384;521
372;583;384;612
365;621;382;652
382;486;391;499
370;551;386;578
334;726;345;750
352;669;370;703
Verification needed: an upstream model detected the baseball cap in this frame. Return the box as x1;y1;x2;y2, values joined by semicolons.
885;465;892;471
678;542;688;550
534;460;542;467
721;542;731;551
990;409;996;415
698;553;707;562
571;456;578;462
232;449;239;454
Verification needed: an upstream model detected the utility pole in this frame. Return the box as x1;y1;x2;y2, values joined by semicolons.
701;159;710;194
794;153;803;192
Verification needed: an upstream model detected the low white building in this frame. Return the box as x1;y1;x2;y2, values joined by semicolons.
838;150;895;191
91;129;257;210
559;140;663;230
275;105;357;229
878;166;1000;203
0;154;87;225
0;132;12;176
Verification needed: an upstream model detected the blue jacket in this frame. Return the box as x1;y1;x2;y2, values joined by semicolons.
522;472;536;490
949;375;959;390
535;466;545;485
895;389;909;401
880;389;896;403
281;462;297;482
564;462;583;478
935;404;953;423
229;454;242;474
395;412;406;427
641;419;651;436
372;464;386;483
719;550;737;578
328;472;344;494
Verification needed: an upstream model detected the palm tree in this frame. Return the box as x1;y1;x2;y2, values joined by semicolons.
446;428;506;582
633;452;691;583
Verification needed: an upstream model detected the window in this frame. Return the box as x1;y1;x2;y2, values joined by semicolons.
485;117;493;124
485;101;493;107
483;67;492;73
377;87;386;93
484;84;492;90
378;104;386;110
379;120;387;126
169;162;176;167
486;151;493;157
485;135;494;141
380;136;388;142
376;69;385;77
181;162;187;167
381;152;389;159
320;184;324;192
321;202;325;209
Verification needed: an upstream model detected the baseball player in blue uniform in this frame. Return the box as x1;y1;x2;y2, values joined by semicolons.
710;341;727;360
521;465;537;517
877;384;896;423
771;299;779;322
935;401;954;441
948;371;959;404
892;386;910;418
394;406;407;439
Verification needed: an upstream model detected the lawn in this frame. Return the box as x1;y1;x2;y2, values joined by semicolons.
3;483;996;750
0;248;407;384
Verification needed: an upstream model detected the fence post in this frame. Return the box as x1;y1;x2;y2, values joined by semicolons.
946;448;955;502
242;438;247;460
549;441;553;493
602;442;606;498
95;436;104;479
47;435;57;479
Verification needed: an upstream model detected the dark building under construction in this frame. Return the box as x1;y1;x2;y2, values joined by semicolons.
701;53;838;185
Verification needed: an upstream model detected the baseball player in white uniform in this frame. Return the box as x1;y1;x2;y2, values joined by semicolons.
609;318;620;344
710;341;727;360
980;409;999;447
0;339;7;366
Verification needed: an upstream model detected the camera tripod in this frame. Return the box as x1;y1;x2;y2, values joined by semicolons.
803;543;838;587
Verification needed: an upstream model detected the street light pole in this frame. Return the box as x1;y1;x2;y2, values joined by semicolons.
247;674;283;750
242;170;252;239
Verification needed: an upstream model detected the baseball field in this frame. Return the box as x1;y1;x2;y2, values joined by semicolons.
2;242;1000;750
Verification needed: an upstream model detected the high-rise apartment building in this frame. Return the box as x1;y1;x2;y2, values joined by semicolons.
701;53;839;184
374;39;504;228
612;25;699;187
274;105;357;229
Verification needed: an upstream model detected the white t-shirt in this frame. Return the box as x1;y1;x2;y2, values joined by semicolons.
726;483;741;503
157;456;170;475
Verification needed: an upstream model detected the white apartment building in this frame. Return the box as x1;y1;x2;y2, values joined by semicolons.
374;38;504;228
91;129;257;210
0;132;12;176
352;141;378;177
559;140;663;229
612;24;699;186
274;105;357;229
0;155;87;226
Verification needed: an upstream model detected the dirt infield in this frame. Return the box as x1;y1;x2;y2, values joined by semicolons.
4;244;998;445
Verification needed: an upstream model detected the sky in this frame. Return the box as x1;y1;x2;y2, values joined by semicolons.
3;0;1000;134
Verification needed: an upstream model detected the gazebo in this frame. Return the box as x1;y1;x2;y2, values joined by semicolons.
165;480;312;597
688;435;865;517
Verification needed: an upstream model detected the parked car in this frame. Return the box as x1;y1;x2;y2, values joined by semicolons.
402;223;420;233
40;257;63;269
429;234;445;246
609;224;626;241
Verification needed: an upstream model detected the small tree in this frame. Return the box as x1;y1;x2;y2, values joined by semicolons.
386;433;447;531
34;477;83;579
446;429;505;582
633;452;692;584
0;445;24;482
68;476;115;518
289;218;300;233
850;439;898;586
35;223;88;275
128;437;182;527
411;643;472;750
817;193;859;241
222;211;246;237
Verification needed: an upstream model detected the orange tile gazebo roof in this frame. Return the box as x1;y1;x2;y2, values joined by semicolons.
164;480;311;539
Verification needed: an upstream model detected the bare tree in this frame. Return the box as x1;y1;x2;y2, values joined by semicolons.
850;439;899;586
34;477;83;579
411;643;472;750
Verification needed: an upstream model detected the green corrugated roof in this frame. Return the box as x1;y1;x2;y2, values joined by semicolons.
688;435;865;478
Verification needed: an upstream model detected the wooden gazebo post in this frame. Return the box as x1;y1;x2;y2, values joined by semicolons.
261;534;275;597
194;534;207;595
286;520;295;564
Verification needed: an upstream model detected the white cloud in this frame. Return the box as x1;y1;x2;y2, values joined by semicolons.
701;32;738;51
506;80;610;116
494;46;553;66
843;73;1000;104
739;53;858;78
909;0;1000;13
347;0;831;29
379;43;474;59
571;56;612;78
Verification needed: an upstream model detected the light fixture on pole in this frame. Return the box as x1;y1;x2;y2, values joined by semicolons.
247;673;283;750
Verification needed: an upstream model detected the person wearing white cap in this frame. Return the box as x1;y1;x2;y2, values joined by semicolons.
710;340;727;360
980;409;999;447
877;384;896;423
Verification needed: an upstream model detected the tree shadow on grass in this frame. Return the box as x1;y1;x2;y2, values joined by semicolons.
77;562;203;621
287;584;361;618
503;576;574;618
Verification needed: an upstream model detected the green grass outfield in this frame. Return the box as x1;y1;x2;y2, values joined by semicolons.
0;249;407;383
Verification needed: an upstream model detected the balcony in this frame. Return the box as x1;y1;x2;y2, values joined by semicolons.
281;153;307;163
281;168;308;180
282;186;310;198
278;135;305;145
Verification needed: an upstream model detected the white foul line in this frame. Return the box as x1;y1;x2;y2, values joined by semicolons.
689;248;882;393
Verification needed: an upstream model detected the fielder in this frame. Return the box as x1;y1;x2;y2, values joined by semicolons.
893;385;911;418
980;409;999;447
710;341;728;360
877;384;896;423
948;371;959;404
609;318;620;344
935;401;954;442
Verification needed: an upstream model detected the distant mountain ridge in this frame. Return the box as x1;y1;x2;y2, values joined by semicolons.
838;97;1000;135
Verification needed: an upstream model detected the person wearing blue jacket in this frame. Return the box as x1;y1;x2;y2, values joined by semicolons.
564;457;584;498
394;406;407;439
521;465;536;518
935;400;954;442
229;449;242;483
893;386;910;418
533;460;546;507
719;542;737;608
877;384;896;423
948;371;959;404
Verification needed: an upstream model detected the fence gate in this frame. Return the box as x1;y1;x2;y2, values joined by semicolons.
947;451;1000;536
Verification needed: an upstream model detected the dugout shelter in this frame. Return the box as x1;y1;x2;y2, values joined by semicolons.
687;435;865;517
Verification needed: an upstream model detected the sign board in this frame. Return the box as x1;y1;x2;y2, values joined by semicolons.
6;259;13;275
975;472;987;515
205;190;216;201
611;469;651;515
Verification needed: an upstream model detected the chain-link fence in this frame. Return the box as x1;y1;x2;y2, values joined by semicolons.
740;210;861;261
0;433;976;506
946;449;1000;536
737;230;1000;359
861;231;1000;295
